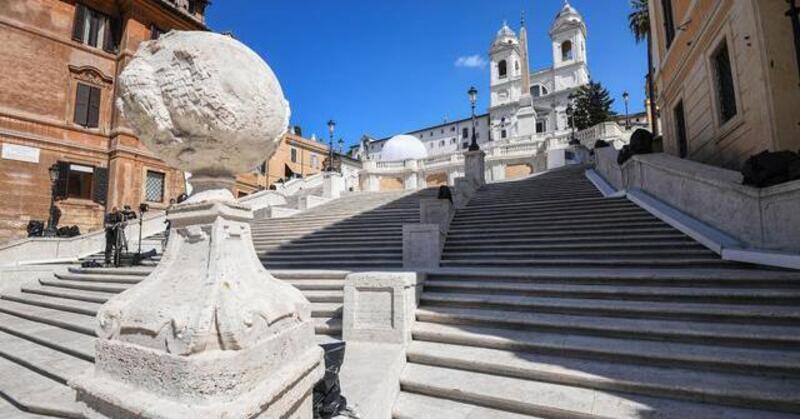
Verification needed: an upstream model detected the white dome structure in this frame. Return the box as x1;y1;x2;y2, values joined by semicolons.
380;134;428;161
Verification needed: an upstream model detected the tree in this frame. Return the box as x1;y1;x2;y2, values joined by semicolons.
569;81;616;131
628;0;660;136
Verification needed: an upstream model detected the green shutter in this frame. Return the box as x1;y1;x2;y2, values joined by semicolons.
74;83;90;126
72;4;86;42
87;86;101;128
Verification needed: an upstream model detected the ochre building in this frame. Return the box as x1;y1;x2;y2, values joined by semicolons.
650;0;800;170
0;0;208;243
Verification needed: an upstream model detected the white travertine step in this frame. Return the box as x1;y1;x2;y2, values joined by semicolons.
393;391;541;419
39;278;130;294
411;322;800;376
447;220;666;234
449;212;657;227
54;272;144;284
406;340;800;412
0;312;95;361
420;292;800;323
0;329;92;384
2;292;103;316
0;356;82;418
415;307;800;347
0;300;95;336
443;248;716;258
21;285;118;303
400;363;797;419
440;257;731;268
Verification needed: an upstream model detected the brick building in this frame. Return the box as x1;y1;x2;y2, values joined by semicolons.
0;0;208;243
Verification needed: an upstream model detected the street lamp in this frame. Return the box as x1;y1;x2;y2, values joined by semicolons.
326;119;336;172
622;91;631;130
338;138;344;154
44;163;60;237
467;86;479;151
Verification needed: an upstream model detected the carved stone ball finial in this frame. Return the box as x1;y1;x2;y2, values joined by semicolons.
117;31;290;196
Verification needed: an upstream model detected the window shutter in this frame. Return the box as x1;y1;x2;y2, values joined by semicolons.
87;12;99;47
54;161;70;199
74;83;90;126
72;4;86;42
103;15;119;53
92;166;108;205
87;86;101;128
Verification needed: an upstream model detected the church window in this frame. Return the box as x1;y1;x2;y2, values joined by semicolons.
712;39;737;124
536;120;547;133
290;147;297;163
498;60;507;78
462;127;469;139
73;83;101;128
501;130;507;139
561;40;573;61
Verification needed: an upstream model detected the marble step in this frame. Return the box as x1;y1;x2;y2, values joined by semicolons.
420;292;800;325
393;391;539;419
462;196;616;211
411;321;800;377
440;257;731;268
416;306;800;348
455;202;636;218
0;312;95;362
447;219;666;234
399;362;798;418
442;233;695;246
2;292;103;317
449;215;660;231
443;241;705;252
445;225;678;239
55;272;143;284
0;300;95;336
39;278;131;294
423;280;800;304
21;285;118;304
406;340;800;413
450;207;649;224
68;266;152;276
261;247;402;256
0;329;92;385
264;259;402;268
0;356;82;418
442;249;717;259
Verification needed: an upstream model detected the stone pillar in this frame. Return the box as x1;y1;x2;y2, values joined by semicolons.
404;159;419;190
402;224;442;269
342;271;425;344
323;171;345;198
464;149;486;187
490;161;505;182
70;31;324;419
453;177;477;209
419;197;454;231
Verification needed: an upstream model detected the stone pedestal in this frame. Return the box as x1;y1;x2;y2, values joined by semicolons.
464;149;486;187
323;171;345;198
70;192;324;418
342;271;426;344
419;198;454;231
402;224;442;269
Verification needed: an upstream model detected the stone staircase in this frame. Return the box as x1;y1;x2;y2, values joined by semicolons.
442;167;729;268
0;189;436;417
394;166;800;418
253;188;437;269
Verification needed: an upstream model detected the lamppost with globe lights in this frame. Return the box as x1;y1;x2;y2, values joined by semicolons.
43;163;60;237
623;91;631;130
468;86;479;151
326;119;336;172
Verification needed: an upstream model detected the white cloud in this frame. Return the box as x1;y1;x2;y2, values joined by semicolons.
455;54;487;69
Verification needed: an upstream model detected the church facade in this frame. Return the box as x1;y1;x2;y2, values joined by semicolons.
357;1;590;164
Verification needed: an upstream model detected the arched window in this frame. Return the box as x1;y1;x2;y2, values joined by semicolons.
531;85;549;98
562;40;573;61
498;60;507;78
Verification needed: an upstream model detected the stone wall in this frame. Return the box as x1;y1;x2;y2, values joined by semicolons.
594;148;800;252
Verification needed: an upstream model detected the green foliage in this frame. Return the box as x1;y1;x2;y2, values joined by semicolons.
628;0;650;44
569;81;616;131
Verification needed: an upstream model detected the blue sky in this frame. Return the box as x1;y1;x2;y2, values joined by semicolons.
207;0;646;147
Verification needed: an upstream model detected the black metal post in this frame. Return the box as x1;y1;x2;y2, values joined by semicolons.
43;164;59;237
327;119;336;172
137;213;144;255
468;86;479;151
788;0;800;82
623;91;631;130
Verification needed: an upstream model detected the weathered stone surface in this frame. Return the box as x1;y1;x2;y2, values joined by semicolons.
117;31;289;190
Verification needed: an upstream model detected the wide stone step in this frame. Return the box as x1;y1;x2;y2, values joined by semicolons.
39;278;131;294
445;225;677;239
2;292;103;317
55;272;143;284
454;199;636;217
253;237;399;247
462;195;616;211
447;219;666;234
301;291;344;303
415;307;800;348
251;230;403;240
68;266;152;276
443;241;704;252
0;300;95;336
261;247;401;256
21;285;117;304
252;226;405;236
400;363;796;419
450;215;660;231
450;208;651;225
468;193;602;206
442;249;716;260
427;270;800;288
405;341;800;414
411;322;800;377
0;329;92;385
440;257;730;268
393;391;538;419
419;292;800;324
0;312;94;362
264;260;402;268
263;253;400;261
0;356;83;418
442;233;695;247
423;280;800;305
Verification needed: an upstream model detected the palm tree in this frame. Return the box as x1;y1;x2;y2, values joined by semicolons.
628;0;659;136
